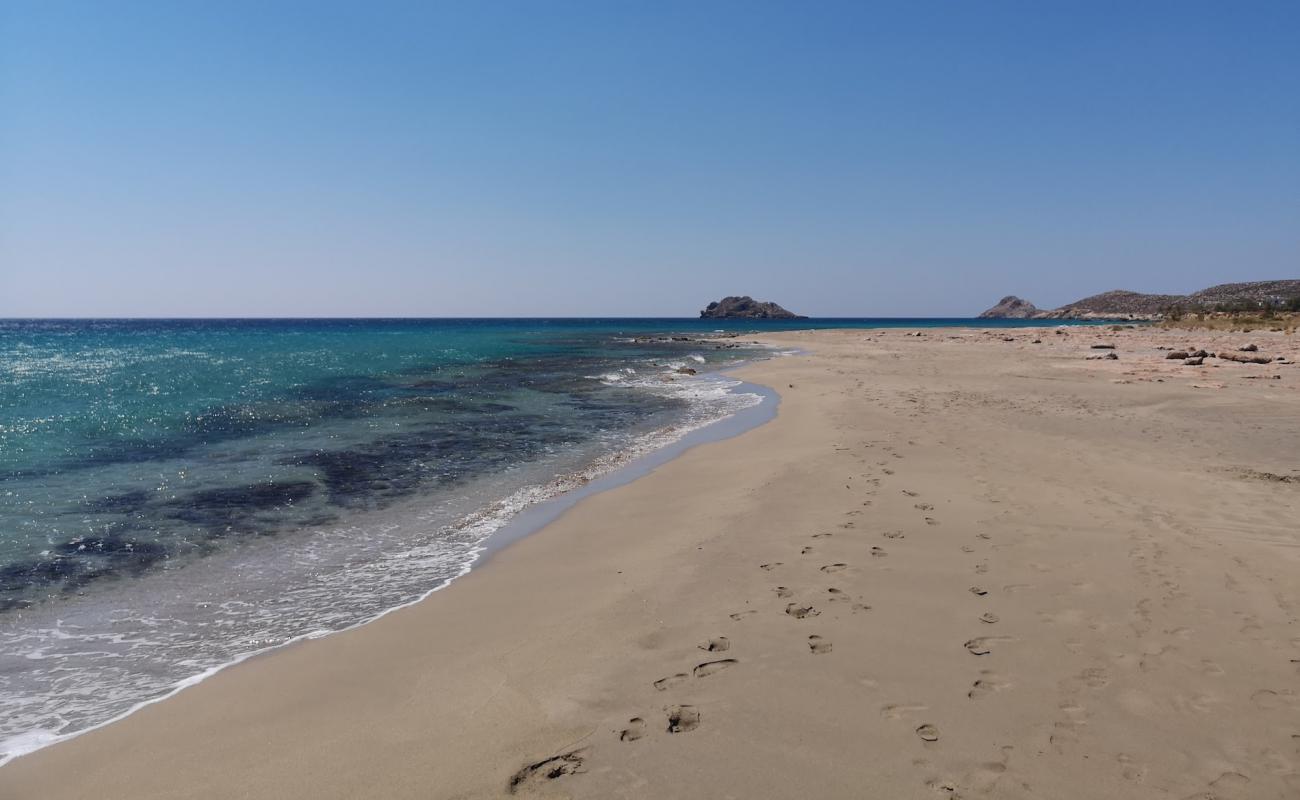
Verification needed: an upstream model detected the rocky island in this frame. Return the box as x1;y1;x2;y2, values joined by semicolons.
700;296;806;319
977;296;1042;319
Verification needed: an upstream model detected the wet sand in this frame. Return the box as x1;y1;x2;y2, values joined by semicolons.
3;326;1298;799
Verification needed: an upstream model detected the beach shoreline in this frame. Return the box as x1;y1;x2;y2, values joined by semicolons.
3;326;1297;799
0;355;778;768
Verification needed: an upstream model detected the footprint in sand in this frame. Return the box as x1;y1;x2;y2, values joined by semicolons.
870;547;887;557
1115;753;1147;783
916;724;941;742
618;717;646;742
801;546;814;555
965;636;1013;656
786;603;820;619
974;562;989;574
1079;667;1110;689
812;532;834;539
1251;688;1295;710
961;545;976;553
883;531;905;539
827;588;848;602
821;563;848;573
654;673;689;691
970;586;989;596
729;610;757;621
759;562;782;571
775;586;794;598
693;659;738;678
902;489;919;497
881;703;928;720
968;672;1011;699
699;636;730;652
980;612;1000;624
882;468;895;475
508;750;587;794
925;517;940;526
666;705;700;733
976;533;992;540
808;635;832;654
914;503;934;511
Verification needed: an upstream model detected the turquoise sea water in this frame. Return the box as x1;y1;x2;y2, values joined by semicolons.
0;317;1081;761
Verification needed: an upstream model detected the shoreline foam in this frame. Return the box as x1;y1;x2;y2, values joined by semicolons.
0;364;777;767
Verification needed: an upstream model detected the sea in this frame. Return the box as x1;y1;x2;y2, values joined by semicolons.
0;317;1078;763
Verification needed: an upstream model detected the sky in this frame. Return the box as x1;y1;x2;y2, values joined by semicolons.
1;1;1297;317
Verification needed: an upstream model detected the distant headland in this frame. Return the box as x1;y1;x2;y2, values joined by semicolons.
980;280;1300;320
700;296;807;319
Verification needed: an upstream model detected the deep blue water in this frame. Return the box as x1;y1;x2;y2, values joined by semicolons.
0;316;1087;761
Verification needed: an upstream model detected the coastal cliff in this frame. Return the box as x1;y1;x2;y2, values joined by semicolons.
700;296;806;319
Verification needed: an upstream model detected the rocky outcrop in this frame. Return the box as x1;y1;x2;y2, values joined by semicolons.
980;279;1299;320
1047;290;1184;319
1188;280;1300;308
978;296;1041;318
700;296;806;319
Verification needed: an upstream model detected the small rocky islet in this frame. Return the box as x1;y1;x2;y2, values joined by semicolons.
699;296;807;319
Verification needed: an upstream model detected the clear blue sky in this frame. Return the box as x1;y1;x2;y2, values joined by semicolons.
2;1;1297;317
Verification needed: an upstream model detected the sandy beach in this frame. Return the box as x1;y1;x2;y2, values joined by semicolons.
3;326;1298;799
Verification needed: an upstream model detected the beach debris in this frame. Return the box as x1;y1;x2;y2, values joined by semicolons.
675;366;697;375
1085;353;1119;360
1219;353;1274;364
1234;469;1299;483
1166;351;1189;359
